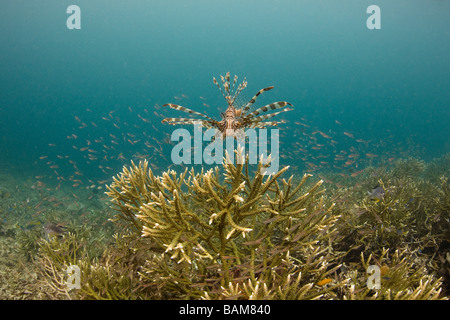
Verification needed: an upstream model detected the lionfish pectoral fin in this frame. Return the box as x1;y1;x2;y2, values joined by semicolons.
241;86;275;115
245;101;292;120
163;103;216;122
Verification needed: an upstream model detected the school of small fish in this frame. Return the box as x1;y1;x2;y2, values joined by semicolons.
34;93;397;204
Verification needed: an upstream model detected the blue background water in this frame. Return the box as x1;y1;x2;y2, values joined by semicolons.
1;0;449;184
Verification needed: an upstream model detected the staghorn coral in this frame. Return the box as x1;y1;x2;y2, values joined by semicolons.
36;232;88;299
35;220;136;299
75;234;156;300
342;248;445;300
390;157;426;179
33;152;448;300
106;149;345;299
334;173;447;255
329;155;450;298
36;228;158;300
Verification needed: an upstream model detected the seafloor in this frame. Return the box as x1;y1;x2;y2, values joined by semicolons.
0;153;449;300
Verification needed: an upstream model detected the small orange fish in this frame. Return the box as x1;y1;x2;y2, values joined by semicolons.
343;132;354;138
344;160;355;166
318;131;331;139
317;278;332;286
351;169;364;177
35;209;45;215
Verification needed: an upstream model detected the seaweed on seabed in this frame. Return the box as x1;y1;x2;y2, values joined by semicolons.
106;148;349;299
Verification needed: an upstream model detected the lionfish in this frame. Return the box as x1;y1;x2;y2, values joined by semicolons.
161;72;293;138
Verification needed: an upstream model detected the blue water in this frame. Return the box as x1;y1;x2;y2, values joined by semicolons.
1;0;449;185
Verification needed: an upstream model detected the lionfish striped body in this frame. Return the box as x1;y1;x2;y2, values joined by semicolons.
162;72;293;138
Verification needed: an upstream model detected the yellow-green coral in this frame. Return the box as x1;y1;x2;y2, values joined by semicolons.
31;152;449;300
342;248;444;300
106;149;344;299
